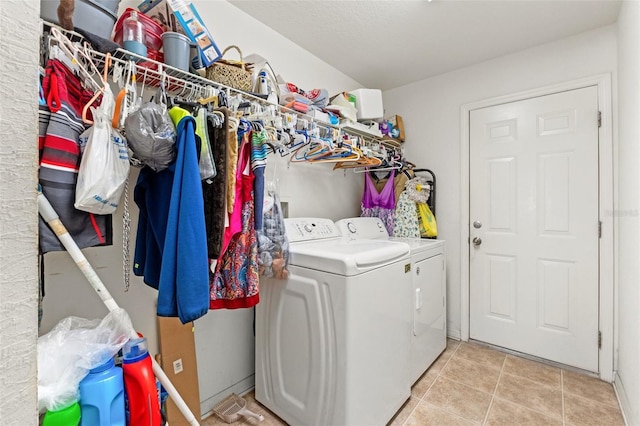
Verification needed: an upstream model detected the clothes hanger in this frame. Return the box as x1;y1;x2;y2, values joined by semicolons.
112;60;136;129
333;148;381;170
227;115;239;132
352;159;403;174
82;52;111;125
49;28;103;94
208;110;225;128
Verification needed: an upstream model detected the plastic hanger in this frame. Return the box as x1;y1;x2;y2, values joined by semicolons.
82;52;111;125
352;159;403;174
112;60;137;129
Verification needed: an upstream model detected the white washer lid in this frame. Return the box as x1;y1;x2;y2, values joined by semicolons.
290;239;410;276
390;237;444;255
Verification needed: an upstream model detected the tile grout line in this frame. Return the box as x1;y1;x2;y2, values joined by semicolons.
421;342;461;401
481;354;507;426
402;341;461;426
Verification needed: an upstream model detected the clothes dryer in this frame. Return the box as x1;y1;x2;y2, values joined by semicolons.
255;218;412;426
336;217;446;384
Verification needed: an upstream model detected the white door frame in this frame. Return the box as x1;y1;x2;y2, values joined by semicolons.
459;74;615;382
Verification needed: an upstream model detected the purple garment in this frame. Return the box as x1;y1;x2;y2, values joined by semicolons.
361;170;396;235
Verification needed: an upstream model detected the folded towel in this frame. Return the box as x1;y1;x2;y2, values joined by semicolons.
293;102;309;113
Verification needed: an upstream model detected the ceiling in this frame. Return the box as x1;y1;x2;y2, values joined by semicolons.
228;0;622;90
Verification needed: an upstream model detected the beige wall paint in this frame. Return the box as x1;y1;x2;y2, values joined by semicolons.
0;0;40;423
615;2;640;425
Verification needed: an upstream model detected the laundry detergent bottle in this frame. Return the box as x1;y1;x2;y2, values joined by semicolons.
122;337;161;426
78;357;125;426
42;401;81;426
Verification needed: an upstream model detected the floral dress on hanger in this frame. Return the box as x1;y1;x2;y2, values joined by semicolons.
361;169;396;235
209;132;260;309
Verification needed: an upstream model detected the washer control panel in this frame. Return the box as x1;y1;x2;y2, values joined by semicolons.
285;218;341;242
335;217;389;239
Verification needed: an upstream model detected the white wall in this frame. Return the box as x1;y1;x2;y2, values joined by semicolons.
40;0;364;417
0;0;40;424
383;25;617;339
615;2;640;425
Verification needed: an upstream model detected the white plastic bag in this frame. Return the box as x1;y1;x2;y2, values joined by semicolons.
75;90;130;214
37;308;133;413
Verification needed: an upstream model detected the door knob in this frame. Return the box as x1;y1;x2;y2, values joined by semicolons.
472;237;482;246
473;220;482;229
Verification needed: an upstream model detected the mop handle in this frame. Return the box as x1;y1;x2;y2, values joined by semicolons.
37;190;200;426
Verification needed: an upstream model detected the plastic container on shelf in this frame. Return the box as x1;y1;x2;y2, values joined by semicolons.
139;49;164;73
349;88;384;121
162;31;191;71
78;357;126;426
42;401;81;426
122;10;147;58
113;8;164;51
122;337;161;426
40;0;117;40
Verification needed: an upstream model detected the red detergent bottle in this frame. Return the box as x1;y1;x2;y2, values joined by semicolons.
122;336;161;426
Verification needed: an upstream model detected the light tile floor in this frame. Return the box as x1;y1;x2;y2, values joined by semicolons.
201;340;625;426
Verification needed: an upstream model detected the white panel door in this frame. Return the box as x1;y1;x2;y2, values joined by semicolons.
469;86;599;372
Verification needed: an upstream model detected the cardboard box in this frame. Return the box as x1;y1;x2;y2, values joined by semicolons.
156;317;201;426
387;114;405;142
138;0;222;66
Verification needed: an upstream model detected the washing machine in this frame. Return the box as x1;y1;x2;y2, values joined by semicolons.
336;217;446;384
255;218;412;426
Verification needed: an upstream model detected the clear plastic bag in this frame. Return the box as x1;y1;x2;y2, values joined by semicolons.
37;308;134;413
257;182;289;279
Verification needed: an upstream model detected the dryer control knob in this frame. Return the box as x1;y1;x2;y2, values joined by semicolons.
347;222;357;234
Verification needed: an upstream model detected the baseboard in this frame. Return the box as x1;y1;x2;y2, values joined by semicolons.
614;371;637;426
447;329;462;341
199;374;255;420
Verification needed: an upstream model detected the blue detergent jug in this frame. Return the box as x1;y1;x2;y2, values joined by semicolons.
79;357;126;426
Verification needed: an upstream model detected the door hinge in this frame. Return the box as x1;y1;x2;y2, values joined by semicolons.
599;221;602;238
598;331;602;349
598;111;602;128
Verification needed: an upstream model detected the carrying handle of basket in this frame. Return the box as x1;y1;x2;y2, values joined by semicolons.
220;45;246;69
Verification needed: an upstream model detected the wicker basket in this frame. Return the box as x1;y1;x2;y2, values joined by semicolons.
206;45;253;92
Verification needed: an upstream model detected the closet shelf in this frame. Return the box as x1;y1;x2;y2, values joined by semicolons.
41;20;401;150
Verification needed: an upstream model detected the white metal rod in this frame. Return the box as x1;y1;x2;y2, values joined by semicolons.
37;190;199;426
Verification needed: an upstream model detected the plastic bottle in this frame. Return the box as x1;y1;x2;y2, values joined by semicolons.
78;357;126;426
256;70;269;95
123;10;147;58
122;337;161;426
42;401;81;426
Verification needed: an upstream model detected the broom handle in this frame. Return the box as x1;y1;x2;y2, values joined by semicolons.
37;190;200;426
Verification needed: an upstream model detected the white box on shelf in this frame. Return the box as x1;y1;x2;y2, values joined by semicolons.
350;88;384;121
341;120;383;138
309;109;330;124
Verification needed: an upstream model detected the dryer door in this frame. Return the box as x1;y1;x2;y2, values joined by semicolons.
412;253;446;382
